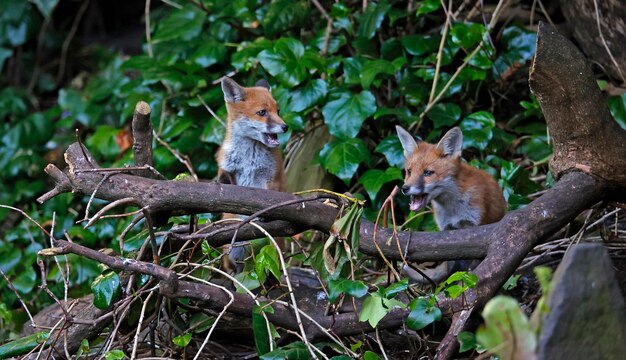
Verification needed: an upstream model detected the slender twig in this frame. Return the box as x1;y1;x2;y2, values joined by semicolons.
153;130;198;181
247;221;317;359
0;205;51;237
0;268;35;326
84;197;136;229
181;275;233;360
196;95;226;128
145;0;154;58
130;291;155;360
592;0;625;83
56;0;90;83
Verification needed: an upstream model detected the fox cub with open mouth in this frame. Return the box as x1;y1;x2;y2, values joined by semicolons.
396;126;506;282
217;77;288;272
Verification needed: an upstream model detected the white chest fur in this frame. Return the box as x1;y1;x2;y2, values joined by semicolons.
432;187;481;230
220;136;276;189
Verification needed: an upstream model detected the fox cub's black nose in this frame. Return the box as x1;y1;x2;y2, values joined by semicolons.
401;185;410;194
281;124;289;132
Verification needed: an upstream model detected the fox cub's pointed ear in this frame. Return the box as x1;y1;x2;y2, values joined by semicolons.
222;77;245;103
255;79;271;92
436;127;463;157
396;126;419;159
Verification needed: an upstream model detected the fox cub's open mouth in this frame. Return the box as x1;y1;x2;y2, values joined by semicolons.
410;194;428;211
264;133;280;147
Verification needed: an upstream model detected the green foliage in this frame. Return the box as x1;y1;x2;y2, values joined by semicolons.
0;0;586;356
476;296;537;359
172;333;192;348
0;331;49;359
253;303;275;356
358;280;407;328
91;270;121;310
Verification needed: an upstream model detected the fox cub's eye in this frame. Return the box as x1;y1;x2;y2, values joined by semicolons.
277;109;280;115
257;109;267;116
406;169;412;176
423;169;434;177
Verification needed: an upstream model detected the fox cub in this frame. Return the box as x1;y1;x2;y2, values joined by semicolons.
218;77;288;271
396;126;506;282
217;77;287;191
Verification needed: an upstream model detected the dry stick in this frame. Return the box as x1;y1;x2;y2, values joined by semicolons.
194;265;275;352
152;130;198;181
130;291;155;360
375;327;390;360
0;268;35;327
419;0;509;119
247;221;317;359
81;172;118;222
311;0;333;57
143;209;161;264
75;166;165;179
84;197;136;229
592;0;626;84
120;213;145;254
196;95;226;128
182;275;234;360
0;205;51;237
145;0;154;58
425;0;453;108
56;0;89;83
372;188;401;281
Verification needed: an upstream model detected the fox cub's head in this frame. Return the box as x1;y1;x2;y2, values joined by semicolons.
396;126;463;212
221;77;288;148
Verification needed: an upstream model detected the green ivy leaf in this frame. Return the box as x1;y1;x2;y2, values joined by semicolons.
416;0;441;16
253;303;274;356
357;0;391;40
343;57;367;85
260;341;309;360
608;94;626;129
287;79;328;112
450;22;485;48
0;331;49;359
319;139;370;184
12;266;36;294
258;38;307;88
427;102;462;128
173;333;192;347
104;349;125;360
359;293;389;328
191;40;226;68
384;278;409;298
375;136;405;167
200;118;226;145
358;167;403;200
460;111;495;149
327;278;369;303
400;34;439;56
458;331;477;353
361;59;396;88
476;296;536;359
262;0;310;36
363;351;382;360
86;126;121;161
32;0;58;17
322;89;377;139
407;297;442;330
152;5;205;43
493;25;536;79
91;270;121;310
256;245;281;281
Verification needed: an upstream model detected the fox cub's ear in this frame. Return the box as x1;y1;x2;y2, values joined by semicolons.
396;126;419;159
436;127;463;158
255;79;271;92
222;77;246;103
